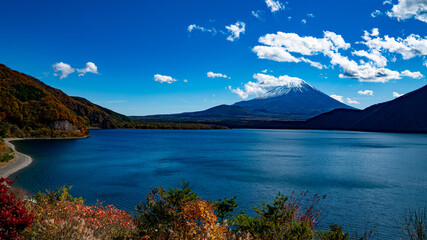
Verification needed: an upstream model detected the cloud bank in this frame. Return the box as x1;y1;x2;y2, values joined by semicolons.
252;29;425;82
387;0;427;23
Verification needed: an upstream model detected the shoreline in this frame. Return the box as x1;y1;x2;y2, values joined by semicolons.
0;138;33;178
0;136;89;178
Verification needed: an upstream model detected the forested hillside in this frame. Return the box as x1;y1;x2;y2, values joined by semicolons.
0;64;132;137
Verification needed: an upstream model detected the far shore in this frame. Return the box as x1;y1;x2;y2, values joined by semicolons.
0;136;89;178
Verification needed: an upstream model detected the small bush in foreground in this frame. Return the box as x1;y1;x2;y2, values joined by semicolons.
399;207;426;240
0;178;34;239
134;180;227;239
21;186;135;240
232;192;316;239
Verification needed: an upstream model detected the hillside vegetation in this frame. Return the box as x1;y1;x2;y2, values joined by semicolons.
0;64;137;137
0;64;225;138
0;137;14;164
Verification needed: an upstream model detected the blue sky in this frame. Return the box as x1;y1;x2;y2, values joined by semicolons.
1;0;426;115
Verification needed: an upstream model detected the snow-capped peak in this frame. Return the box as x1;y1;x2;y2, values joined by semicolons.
257;80;315;99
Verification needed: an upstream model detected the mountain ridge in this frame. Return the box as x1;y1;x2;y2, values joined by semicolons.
233;81;354;120
136;79;355;121
307;84;427;132
0;64;132;137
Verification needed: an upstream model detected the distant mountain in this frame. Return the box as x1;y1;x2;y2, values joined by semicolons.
134;105;259;121
307;85;427;133
0;64;132;137
234;79;354;120
135;79;355;121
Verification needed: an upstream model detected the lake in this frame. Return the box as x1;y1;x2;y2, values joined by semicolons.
11;129;427;238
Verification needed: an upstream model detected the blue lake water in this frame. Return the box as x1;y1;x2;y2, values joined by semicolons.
11;129;427;238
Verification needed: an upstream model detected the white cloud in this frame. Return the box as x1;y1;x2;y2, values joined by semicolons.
265;0;284;12
229;86;248;99
307;13;315;18
225;21;246;42
330;94;344;103
183;79;188;83
252;10;264;20
262;69;268;73
393;91;404;97
401;69;423;78
300;57;325;69
52;62;75;79
77;62;99;77
253;46;302;63
358;90;374;96
387;0;427;23
330;94;359;104
188;24;216;35
253;29;425;82
329;51;415;82
352;50;388;67
154;74;176;84
424;60;427;67
207;71;229;79
253;31;349;68
301;19;307;24
371;28;380;37
346;98;360;104
371;10;382;18
361;31;427;60
383;0;392;5
256;31;350;56
229;73;305;99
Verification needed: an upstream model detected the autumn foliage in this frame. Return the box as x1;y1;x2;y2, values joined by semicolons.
176;200;228;239
0;178;33;239
134;181;228;239
0;64;89;137
21;186;135;240
0;179;386;239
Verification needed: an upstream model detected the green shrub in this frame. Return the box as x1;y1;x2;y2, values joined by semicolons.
316;224;350;240
134;180;198;239
214;196;238;221
0;153;14;163
34;185;84;204
232;192;315;239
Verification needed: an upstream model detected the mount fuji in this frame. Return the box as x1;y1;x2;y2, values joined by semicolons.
233;79;354;120
134;79;355;122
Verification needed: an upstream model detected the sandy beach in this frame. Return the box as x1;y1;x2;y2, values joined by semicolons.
0;138;33;178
